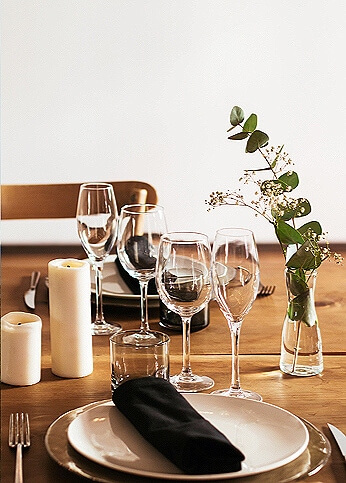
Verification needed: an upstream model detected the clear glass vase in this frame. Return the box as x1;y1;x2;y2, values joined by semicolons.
280;268;323;376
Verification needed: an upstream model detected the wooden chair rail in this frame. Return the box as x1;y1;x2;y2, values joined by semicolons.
1;181;158;219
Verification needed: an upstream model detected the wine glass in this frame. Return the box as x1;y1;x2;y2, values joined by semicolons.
156;232;214;392
76;182;121;336
211;227;261;400
117;204;167;338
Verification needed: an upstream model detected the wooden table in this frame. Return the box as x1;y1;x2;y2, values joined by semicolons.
1;245;346;483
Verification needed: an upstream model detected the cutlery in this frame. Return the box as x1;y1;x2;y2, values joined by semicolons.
24;271;40;309
257;282;276;297
9;413;31;483
327;423;346;462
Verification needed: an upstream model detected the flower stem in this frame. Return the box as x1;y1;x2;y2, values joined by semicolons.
292;320;302;373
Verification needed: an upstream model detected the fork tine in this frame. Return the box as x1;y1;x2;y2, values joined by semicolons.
9;413;14;446
9;412;30;483
257;284;276;296
24;413;30;447
9;413;30;447
15;413;20;445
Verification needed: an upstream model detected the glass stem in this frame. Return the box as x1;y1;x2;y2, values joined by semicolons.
181;317;193;378
230;321;242;392
94;263;105;324
139;280;150;332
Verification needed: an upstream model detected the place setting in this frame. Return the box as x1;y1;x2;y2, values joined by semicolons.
44;372;331;482
43;216;331;482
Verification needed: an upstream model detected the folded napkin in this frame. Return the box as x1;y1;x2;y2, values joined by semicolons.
112;377;245;475
125;235;157;270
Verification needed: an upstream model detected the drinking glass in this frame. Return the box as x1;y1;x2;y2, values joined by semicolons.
76;182;121;335
117;204;167;337
110;330;170;393
156;232;214;392
211;227;261;400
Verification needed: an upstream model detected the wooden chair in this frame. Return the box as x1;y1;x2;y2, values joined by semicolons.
1;181;158;220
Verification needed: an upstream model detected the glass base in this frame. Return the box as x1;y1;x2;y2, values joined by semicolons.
91;322;122;336
280;362;323;377
122;330;163;345
211;387;262;401
170;374;214;392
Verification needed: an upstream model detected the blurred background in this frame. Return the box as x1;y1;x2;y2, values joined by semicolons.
2;0;346;245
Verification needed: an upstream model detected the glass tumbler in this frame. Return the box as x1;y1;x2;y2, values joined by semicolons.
110;330;170;393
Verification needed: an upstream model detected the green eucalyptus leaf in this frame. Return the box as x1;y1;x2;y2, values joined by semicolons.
272;197;311;222
243;114;257;133
287;291;308;320
271;204;296;222
246;130;269;153
228;132;249;140
294;198;311;218
286;270;308;296
261;179;286;195
230;106;244;126
279;171;299;190
287;290;317;326
286;240;322;270
275;220;305;245
298;221;322;237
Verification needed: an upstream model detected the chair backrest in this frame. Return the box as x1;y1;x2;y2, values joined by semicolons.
1;181;158;220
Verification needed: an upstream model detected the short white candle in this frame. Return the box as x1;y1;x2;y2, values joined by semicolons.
48;258;93;378
1;312;42;386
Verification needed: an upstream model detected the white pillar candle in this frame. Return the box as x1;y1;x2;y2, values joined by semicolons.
1;312;42;386
48;258;93;378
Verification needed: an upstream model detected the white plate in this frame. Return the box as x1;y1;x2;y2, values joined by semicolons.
89;255;159;300
67;394;309;480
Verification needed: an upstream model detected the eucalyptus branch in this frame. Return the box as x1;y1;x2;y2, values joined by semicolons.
257;146;279;178
207;105;343;271
208;191;274;224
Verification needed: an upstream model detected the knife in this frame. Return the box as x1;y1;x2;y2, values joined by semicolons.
24;271;41;309
327;423;346;462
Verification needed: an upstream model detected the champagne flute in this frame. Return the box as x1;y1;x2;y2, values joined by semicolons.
156;232;214;392
211;227;261;400
117;204;167;338
76;182;121;336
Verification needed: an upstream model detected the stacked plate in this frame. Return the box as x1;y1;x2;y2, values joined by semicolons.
90;255;159;308
45;394;331;482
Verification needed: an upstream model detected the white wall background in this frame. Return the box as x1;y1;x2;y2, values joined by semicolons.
2;0;346;245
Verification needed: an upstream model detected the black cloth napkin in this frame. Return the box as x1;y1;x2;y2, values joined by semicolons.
115;257;157;295
125;235;157;270
112;377;245;475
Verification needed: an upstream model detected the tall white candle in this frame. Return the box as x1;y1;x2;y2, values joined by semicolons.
48;258;93;378
1;312;42;386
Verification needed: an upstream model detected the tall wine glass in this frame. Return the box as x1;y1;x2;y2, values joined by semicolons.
211;227;261;400
156;232;214;392
117;204;167;337
76;182;121;336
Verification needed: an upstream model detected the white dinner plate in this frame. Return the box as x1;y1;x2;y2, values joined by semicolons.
88;255;159;301
67;394;309;480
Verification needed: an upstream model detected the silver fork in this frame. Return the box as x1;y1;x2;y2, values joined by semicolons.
9;413;30;483
257;282;276;297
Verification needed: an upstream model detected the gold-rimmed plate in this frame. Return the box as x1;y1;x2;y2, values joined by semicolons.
45;397;330;482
